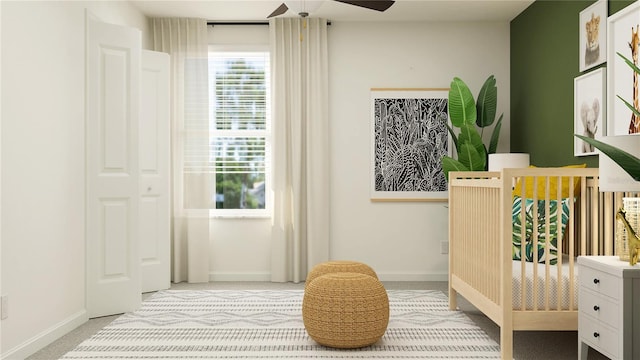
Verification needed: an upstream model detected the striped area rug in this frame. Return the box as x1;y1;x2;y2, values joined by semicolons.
61;289;500;359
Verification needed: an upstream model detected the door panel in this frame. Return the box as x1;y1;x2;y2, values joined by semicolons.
140;50;170;293
102;200;129;276
86;13;141;318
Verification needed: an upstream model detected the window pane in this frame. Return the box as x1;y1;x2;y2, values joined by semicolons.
210;54;268;131
213;136;266;209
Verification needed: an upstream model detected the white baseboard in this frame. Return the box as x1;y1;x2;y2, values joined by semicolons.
2;310;87;360
377;272;448;282
208;272;447;282
209;272;271;282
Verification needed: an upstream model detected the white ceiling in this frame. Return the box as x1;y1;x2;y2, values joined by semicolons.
130;0;535;23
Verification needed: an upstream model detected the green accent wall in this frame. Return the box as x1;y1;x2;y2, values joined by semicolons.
510;0;635;167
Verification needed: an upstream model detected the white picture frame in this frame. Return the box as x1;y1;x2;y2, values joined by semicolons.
607;1;640;136
370;88;451;202
579;0;607;72
574;68;606;156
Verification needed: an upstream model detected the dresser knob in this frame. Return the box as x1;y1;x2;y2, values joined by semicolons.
593;305;600;311
593;278;600;284
593;332;600;338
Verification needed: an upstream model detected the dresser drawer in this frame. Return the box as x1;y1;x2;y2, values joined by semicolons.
580;265;619;299
579;312;619;359
579;288;619;329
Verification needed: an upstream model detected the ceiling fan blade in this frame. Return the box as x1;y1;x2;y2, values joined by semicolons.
268;3;289;18
333;0;395;12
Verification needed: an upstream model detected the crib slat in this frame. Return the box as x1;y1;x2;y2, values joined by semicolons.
568;178;575;311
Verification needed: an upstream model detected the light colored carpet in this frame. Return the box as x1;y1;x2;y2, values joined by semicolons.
26;282;609;359
60;289;500;359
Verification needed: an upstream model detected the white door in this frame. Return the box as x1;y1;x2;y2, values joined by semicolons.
140;50;170;293
86;13;141;318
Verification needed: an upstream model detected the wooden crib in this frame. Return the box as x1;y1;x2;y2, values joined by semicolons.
448;167;627;359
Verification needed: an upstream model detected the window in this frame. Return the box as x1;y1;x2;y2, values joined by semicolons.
208;50;271;216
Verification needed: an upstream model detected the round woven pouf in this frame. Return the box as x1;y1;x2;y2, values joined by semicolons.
302;272;389;349
306;260;378;290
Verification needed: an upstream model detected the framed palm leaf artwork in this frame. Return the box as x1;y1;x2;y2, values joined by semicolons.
370;88;450;201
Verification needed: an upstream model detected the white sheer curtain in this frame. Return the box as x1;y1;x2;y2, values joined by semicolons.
270;18;330;283
152;18;211;283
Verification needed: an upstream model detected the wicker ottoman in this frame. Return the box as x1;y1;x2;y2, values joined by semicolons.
305;260;378;290
302;272;389;349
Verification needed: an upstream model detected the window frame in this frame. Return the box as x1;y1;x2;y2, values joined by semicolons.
208;44;272;218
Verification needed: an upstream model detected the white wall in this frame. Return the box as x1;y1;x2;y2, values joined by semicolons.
207;21;510;281
328;21;510;280
210;219;271;281
0;1;149;358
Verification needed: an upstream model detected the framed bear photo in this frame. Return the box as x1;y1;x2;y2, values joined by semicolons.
579;0;607;72
574;68;606;156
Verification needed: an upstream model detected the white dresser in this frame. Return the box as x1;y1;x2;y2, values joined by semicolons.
578;256;640;360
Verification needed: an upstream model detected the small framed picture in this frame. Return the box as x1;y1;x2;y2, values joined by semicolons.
607;1;640;135
574;68;606;156
579;0;607;72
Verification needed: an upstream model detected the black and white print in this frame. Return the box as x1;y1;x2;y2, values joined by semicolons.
574;68;605;156
372;90;449;200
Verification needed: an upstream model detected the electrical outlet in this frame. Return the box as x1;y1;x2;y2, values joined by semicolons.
1;295;8;320
441;241;449;254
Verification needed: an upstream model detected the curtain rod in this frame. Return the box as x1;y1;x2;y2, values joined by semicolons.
207;21;331;26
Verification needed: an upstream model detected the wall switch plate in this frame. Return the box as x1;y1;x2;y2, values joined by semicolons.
1;295;7;320
441;241;449;254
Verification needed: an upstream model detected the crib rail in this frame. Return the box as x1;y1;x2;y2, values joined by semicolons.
447;167;634;360
448;172;502;309
448;168;620;319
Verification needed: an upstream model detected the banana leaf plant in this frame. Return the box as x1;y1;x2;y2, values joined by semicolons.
572;51;640;182
441;75;503;180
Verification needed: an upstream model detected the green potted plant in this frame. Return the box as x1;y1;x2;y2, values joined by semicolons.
441;75;503;179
